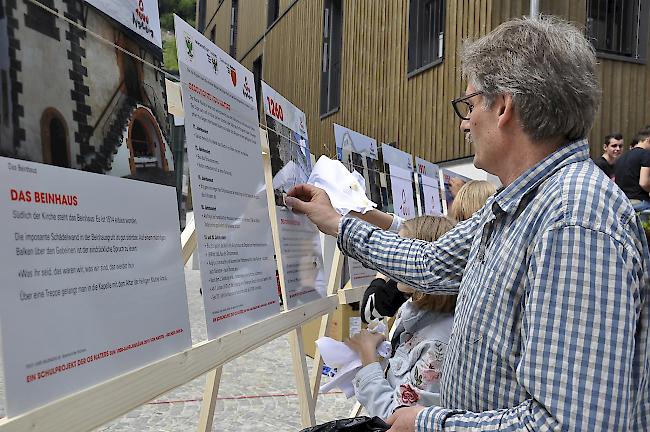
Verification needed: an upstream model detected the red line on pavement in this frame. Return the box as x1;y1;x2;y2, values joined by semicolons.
146;391;343;405
0;391;345;419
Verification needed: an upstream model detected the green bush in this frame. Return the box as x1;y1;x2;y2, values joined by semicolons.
159;0;196;30
163;38;179;73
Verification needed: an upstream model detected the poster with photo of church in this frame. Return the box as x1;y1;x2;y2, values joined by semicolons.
334;124;385;211
262;83;311;208
0;0;174;186
261;81;326;308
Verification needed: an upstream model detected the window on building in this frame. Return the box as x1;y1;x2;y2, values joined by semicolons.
320;0;343;117
268;0;280;27
210;26;216;43
252;56;263;118
408;0;444;75
586;0;649;62
41;109;69;168
197;0;207;32
25;0;60;41
229;0;239;58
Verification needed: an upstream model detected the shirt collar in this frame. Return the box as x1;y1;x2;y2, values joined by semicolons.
492;139;590;215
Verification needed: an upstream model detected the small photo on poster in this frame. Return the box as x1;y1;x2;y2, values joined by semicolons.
267;117;311;208
0;1;175;188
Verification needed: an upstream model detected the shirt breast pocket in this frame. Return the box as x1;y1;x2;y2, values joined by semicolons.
458;268;498;345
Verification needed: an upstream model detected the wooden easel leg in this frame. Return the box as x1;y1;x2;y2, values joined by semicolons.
197;366;223;432
310;248;344;408
290;327;316;427
349;401;363;417
309;313;330;405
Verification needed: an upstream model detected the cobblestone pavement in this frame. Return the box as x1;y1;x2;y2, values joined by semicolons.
0;269;359;431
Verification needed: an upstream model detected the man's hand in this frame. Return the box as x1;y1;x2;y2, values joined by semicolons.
386;405;427;432
345;329;385;366
285;184;342;236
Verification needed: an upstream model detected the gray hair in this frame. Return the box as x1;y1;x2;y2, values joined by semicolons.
460;15;601;142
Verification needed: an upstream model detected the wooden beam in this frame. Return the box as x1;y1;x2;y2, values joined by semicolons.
290;327;316;427
337;283;364;305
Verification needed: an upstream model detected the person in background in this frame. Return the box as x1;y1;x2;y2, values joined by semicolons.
448;180;496;222
346;216;457;419
615;130;650;212
594;133;623;178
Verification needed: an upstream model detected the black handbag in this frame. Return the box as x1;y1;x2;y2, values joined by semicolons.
299;416;390;432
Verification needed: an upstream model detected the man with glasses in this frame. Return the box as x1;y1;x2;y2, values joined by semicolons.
287;16;649;432
594;133;623;178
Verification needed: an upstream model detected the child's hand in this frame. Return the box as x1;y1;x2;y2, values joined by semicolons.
346;329;386;366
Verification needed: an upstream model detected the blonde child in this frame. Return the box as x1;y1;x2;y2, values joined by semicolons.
449;180;496;222
346;216;456;419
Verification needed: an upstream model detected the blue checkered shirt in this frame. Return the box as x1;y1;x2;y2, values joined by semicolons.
338;140;649;431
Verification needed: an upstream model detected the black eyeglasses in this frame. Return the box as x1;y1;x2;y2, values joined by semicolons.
451;91;484;120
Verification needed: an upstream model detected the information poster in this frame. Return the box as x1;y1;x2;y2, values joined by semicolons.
334;125;382;288
261;81;326;308
346;258;377;289
381;145;416;220
416;157;443;216
441;168;471;214
0;157;191;417
388;165;416;220
175;16;279;338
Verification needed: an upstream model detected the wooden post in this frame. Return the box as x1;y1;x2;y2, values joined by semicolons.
309;248;344;406
196;367;223;432
290;327;316;426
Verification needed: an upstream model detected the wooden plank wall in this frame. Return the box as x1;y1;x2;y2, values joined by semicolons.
202;0;650;162
236;1;266;57
498;0;650;157
209;0;232;49
233;0;493;162
255;1;327;152
201;0;221;32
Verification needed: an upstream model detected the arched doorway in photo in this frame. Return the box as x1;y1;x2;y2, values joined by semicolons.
125;107;174;186
41;108;70;168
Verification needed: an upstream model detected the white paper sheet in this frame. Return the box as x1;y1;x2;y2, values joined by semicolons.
307;156;377;215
